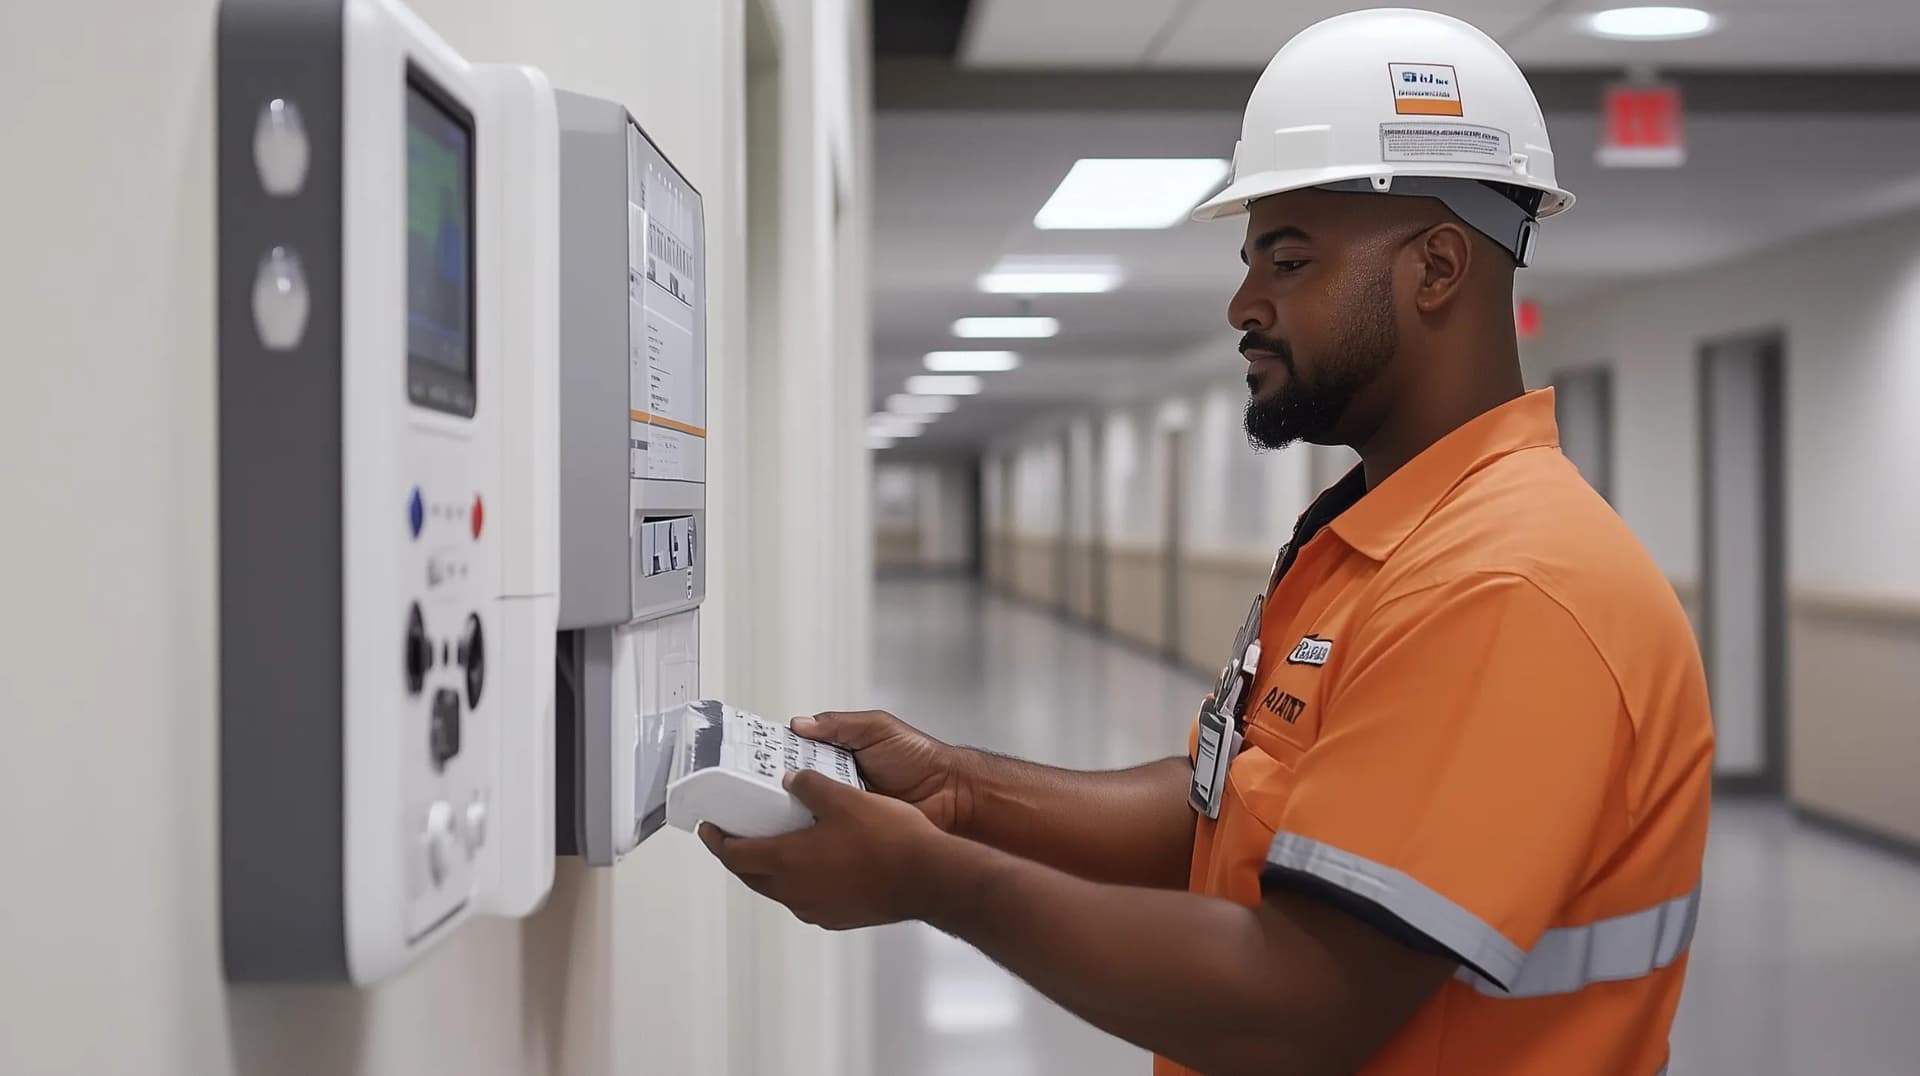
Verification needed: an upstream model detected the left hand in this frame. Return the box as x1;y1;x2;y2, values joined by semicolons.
700;770;947;930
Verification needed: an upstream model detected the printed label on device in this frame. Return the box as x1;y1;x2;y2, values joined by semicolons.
683;700;864;791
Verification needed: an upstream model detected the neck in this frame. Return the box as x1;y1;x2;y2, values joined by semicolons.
1354;332;1525;488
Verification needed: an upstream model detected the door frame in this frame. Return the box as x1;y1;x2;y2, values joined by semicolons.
1551;364;1616;502
1696;329;1788;796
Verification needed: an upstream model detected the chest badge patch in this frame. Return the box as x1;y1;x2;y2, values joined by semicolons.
1287;635;1334;666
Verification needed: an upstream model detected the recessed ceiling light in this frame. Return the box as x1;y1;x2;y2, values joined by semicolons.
887;393;958;415
951;316;1059;339
906;375;983;396
977;257;1123;295
1583;6;1716;40
1034;158;1231;230
924;350;1021;373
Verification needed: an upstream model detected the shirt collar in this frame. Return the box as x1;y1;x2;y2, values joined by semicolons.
1326;388;1561;562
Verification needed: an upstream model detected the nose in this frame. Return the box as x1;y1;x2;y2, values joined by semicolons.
1227;268;1273;336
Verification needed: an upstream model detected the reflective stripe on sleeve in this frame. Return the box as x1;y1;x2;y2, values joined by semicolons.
1265;832;1526;988
1458;885;1701;998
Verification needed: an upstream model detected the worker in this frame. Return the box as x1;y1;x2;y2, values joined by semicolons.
703;8;1714;1075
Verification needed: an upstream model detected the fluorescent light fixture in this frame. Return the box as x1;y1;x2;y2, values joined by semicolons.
977;257;1123;295
906;375;983;396
868;434;896;451
887;393;958;415
1033;158;1231;230
869;416;925;439
1584;6;1716;39
924;350;1021;373
951;316;1059;339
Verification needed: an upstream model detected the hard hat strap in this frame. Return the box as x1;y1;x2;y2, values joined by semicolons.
1316;177;1539;268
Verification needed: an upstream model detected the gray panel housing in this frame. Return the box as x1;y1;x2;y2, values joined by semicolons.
555;91;636;631
217;0;350;981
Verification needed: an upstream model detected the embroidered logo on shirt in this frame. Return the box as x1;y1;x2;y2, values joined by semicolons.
1287;635;1334;666
1260;689;1307;725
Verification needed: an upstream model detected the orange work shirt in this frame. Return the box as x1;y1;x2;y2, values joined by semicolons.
1166;390;1713;1076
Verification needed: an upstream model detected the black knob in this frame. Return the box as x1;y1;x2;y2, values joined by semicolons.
404;603;431;695
461;613;485;709
429;687;461;771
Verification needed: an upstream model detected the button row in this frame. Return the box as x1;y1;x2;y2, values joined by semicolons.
408;488;485;541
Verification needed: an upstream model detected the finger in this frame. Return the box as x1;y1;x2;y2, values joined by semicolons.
734;873;778;902
792;710;893;750
708;832;786;876
784;768;865;816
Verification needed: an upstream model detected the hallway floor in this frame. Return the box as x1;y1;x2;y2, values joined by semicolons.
864;579;1920;1076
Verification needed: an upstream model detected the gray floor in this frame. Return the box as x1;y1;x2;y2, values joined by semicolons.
864;578;1920;1076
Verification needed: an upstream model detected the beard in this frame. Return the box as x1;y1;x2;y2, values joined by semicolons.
1243;268;1398;451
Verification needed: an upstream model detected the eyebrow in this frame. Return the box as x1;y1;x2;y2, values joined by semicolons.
1240;226;1312;265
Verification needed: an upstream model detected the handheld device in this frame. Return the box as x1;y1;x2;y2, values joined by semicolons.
666;701;865;839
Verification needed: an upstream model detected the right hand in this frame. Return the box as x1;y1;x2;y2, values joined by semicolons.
792;710;972;835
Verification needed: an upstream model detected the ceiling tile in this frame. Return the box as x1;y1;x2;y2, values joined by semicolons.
962;0;1188;67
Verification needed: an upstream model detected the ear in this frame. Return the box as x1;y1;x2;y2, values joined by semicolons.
1410;222;1473;315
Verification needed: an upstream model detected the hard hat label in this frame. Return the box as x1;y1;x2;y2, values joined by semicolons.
1389;63;1465;117
1380;122;1510;165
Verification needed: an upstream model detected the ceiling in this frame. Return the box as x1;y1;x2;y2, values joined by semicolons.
963;0;1920;69
870;0;1920;453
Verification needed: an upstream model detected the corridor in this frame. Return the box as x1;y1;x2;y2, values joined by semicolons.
866;579;1920;1076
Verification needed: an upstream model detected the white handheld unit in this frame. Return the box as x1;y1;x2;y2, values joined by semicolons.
666;702;865;839
218;0;551;981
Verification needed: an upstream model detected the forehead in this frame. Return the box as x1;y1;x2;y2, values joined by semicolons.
1242;188;1362;239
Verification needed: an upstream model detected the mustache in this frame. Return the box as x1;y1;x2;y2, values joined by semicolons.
1239;332;1292;363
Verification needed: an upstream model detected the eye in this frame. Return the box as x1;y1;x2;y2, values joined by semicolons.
1272;259;1309;274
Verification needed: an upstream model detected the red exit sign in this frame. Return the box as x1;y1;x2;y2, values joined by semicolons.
1598;83;1685;168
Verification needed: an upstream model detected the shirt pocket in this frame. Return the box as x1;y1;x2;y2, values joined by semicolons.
1206;745;1298;906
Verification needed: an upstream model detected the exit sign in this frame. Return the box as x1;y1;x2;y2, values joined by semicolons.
1598;83;1685;168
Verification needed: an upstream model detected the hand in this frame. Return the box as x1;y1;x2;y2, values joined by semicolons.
792;710;973;835
700;770;948;930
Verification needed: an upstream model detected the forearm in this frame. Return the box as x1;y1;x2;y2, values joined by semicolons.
953;751;1196;888
915;833;1335;1076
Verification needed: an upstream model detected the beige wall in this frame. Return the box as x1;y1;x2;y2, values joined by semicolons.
1010;536;1061;608
1104;546;1167;652
1789;593;1920;845
0;1;873;1074
1180;554;1271;676
1064;540;1099;623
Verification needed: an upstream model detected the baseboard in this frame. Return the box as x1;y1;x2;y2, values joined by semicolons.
1792;804;1920;864
1712;774;1783;797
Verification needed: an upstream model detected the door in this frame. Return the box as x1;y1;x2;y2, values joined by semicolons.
1554;366;1614;500
1699;333;1787;793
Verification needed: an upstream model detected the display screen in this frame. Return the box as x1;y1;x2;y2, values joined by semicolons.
405;75;476;416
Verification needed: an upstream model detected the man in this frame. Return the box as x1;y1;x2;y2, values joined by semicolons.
705;9;1713;1075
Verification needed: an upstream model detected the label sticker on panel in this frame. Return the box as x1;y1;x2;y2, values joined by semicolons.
1389;63;1463;116
1380;121;1509;164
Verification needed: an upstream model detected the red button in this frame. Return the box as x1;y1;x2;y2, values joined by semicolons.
471;494;484;540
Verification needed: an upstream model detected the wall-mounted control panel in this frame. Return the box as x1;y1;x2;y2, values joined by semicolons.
218;0;559;983
553;91;708;865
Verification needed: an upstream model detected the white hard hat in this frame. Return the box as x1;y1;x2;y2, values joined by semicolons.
1193;8;1572;266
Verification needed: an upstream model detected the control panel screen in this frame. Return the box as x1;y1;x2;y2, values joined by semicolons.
405;74;476;417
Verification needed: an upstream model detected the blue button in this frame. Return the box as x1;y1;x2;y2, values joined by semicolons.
409;488;425;538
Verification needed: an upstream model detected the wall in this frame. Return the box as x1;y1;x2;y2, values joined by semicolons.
1528;208;1920;846
872;461;976;572
0;0;872;1073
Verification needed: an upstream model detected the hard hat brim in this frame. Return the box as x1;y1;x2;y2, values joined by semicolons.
1191;165;1574;223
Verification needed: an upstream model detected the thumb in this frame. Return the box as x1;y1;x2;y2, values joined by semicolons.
792;710;892;750
784;769;862;816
